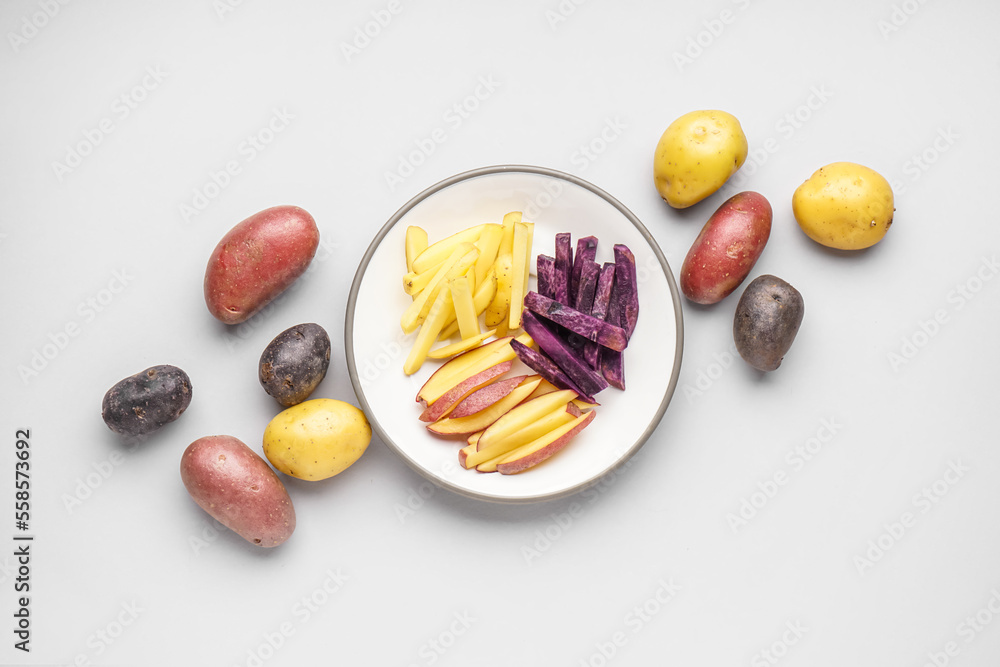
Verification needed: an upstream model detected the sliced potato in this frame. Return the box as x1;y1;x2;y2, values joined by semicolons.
411;224;491;274
485;213;519;327
401;244;478;333
427;329;497;360
450;274;479;340
466;400;577;468
403;263;441;296
473;224;504;287
439;269;497;340
403;288;454;375
405;226;428;273
508;221;531;329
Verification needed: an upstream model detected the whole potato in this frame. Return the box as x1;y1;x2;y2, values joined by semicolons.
654;110;748;209
733;275;804;372
680;191;772;305
180;435;296;547
204;205;320;325
102;365;192;436
259;323;331;407
263;399;371;481
792;162;894;250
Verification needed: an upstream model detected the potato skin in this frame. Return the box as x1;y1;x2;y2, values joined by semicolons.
680;191;772;305
263;399;371;481
259;323;331;407
204;205;320;325
654;110;748;209
180;435;296;547
733;275;804;372
792;162;894;250
102;365;192;436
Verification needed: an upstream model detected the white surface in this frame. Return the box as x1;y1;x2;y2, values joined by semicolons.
349;167;680;502
1;1;999;665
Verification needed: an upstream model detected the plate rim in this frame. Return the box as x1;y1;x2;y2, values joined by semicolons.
345;164;685;504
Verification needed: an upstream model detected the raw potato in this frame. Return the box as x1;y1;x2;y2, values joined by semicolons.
680;191;772;305
792;162;895;250
263;399;372;481
204;205;320;325
259;323;331;407
180;435;296;547
733;275;804;372
654;110;748;209
101;365;192;436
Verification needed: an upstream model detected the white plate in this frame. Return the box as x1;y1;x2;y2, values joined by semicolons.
346;165;684;503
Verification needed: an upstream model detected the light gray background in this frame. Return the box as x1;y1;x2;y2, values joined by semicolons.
2;1;999;665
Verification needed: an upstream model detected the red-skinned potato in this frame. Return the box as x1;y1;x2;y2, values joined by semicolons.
180;435;296;547
204;205;320;325
680;191;771;305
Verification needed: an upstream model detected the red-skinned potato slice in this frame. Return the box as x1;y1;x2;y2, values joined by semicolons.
475;388;578;451
415;336;512;406
467;398;579;468
446;375;528;419
496;410;596;475
426;377;541;436
417;360;512;422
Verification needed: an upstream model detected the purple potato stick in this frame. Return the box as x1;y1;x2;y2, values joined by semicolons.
510;340;597;404
584;262;617;368
573;260;600;314
613;244;639;339
521;311;608;397
570;236;597;306
536;254;555;300
553;233;573;306
599;279;625;389
523;291;628;351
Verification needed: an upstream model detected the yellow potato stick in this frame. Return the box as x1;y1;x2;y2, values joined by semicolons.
484;214;517;327
473;224;504;287
405;226;428;273
438;270;497;341
508;221;530;330
411;224;492;274
502;211;522;226
402;265;439;296
401;245;478;333
450;274;480;340
475;268;497;313
522;220;534;287
403;288;454;375
427;329;497;360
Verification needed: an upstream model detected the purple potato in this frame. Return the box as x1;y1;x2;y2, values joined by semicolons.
733;275;804;371
259;323;331;406
102;365;192;436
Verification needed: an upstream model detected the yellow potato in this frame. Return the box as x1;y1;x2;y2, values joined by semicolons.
263;399;372;481
653;110;748;208
792;162;894;250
